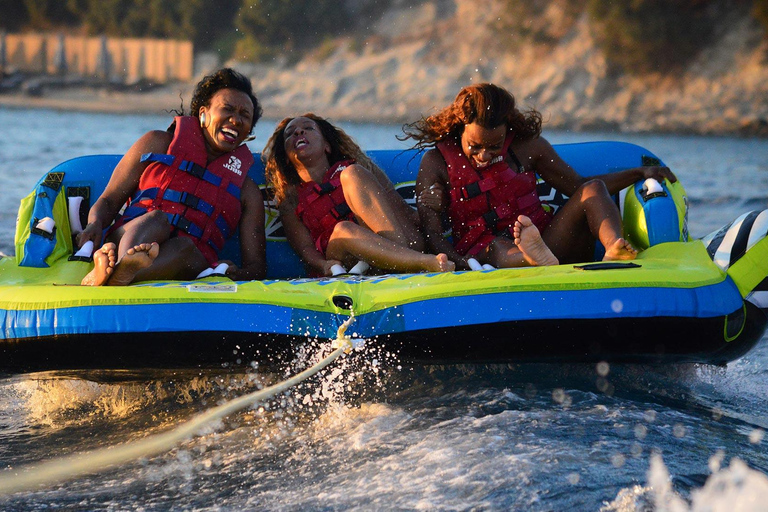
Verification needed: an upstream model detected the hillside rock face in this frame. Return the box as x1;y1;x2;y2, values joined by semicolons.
242;0;768;136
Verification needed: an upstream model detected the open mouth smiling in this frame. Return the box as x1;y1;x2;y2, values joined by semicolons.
473;155;503;169
221;127;239;143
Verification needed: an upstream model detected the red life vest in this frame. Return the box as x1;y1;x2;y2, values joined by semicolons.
438;134;553;256
117;116;253;265
295;160;356;256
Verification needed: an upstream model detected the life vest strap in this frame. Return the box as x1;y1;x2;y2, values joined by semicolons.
317;182;336;195
482;202;516;230
517;189;540;210
162;189;215;216
455;168;519;201
178;160;223;188
166;213;227;252
460;177;495;200
140;153;175;166
312;203;354;234
455;224;487;255
332;203;352;220
167;213;202;238
458;183;540;234
120;202;230;250
130;188;216;217
304;178;341;206
141;154;243;200
482;209;500;229
215;215;232;240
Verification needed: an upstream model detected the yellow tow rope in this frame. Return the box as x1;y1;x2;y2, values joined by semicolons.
0;316;361;495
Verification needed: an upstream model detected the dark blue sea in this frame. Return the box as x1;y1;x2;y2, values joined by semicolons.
1;106;768;511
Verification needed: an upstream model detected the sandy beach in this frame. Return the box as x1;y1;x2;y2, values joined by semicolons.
0;86;191;116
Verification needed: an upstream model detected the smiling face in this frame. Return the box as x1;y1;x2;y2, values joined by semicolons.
283;116;331;168
198;88;254;158
460;123;508;170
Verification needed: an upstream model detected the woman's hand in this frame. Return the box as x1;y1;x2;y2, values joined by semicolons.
418;182;446;212
321;259;344;276
76;221;103;249
640;165;677;184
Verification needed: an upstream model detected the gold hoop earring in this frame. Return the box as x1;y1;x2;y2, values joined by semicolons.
199;112;206;127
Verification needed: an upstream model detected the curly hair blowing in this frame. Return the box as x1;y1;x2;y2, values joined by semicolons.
400;83;543;150
190;68;263;132
262;113;384;205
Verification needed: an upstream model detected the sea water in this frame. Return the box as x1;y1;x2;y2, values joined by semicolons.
1;106;768;510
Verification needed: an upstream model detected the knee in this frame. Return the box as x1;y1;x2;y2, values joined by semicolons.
577;179;609;199
330;220;359;240
144;209;171;229
339;164;374;189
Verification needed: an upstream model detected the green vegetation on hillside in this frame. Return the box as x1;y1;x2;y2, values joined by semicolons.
586;0;732;74
2;0;766;74
233;0;352;61
497;0;760;75
755;0;768;30
496;0;586;45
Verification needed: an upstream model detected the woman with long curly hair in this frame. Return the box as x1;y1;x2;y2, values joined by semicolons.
401;83;677;270
263;113;454;276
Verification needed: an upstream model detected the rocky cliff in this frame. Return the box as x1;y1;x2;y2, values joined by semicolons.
240;0;768;136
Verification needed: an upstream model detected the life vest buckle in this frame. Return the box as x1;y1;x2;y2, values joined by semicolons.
482;210;500;228
332;203;352;220
317;182;335;195
169;214;193;234
461;182;482;200
180;192;200;209
181;160;207;180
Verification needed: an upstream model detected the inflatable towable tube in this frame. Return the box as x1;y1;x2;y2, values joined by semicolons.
1;142;767;372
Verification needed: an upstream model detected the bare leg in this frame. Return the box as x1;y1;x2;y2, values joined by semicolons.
543;180;636;264
108;209;172;261
81;242;117;286
340;165;425;252
104;211;208;284
513;216;559;266
326;221;454;273
128;237;209;282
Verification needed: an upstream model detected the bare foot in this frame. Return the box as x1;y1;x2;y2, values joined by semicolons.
81;243;117;286
434;253;455;272
603;238;638;261
513;216;558;266
107;242;160;286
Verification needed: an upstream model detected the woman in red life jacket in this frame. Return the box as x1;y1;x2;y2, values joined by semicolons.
77;68;267;285
401;83;677;270
262;113;454;276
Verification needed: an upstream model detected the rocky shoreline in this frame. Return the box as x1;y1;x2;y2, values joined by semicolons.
2;2;767;138
2;76;766;139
